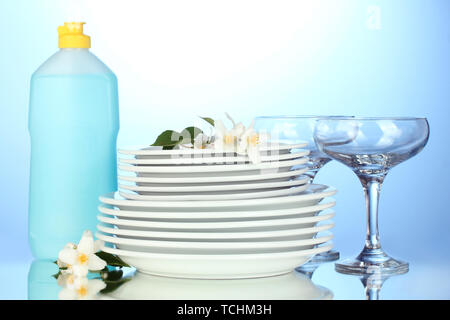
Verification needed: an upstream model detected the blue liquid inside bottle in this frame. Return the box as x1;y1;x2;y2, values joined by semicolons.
28;45;119;259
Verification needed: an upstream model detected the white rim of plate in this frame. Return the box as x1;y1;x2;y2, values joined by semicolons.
100;243;333;259
97;200;335;219
118;158;308;173
99;184;336;208
119;150;309;165
118;175;310;193
117;183;309;201
118;142;309;156
118;167;309;184
95;232;333;249
97;211;335;229
96;222;335;239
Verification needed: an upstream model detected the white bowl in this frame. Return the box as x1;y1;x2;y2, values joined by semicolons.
119;158;308;178
120;150;309;165
111;240;330;255
99;244;333;279
119;175;309;194
119;167;309;186
118;143;308;159
97;210;335;231
96;231;333;250
96;222;334;240
99;184;336;212
97;200;335;221
118;183;309;201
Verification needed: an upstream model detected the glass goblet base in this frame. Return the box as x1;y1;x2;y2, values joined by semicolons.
335;249;408;276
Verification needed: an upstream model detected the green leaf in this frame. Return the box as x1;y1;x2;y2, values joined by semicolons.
200;117;215;127
95;251;131;268
179;126;203;144
151;130;182;147
101;269;124;282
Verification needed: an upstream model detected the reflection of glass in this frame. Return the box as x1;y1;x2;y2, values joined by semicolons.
359;272;390;300
101;270;333;300
254;116;348;269
342;267;405;300
314;117;430;275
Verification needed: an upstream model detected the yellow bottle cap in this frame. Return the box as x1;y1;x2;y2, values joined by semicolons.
58;22;91;48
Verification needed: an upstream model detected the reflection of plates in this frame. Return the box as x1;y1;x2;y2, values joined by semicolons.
101;271;333;300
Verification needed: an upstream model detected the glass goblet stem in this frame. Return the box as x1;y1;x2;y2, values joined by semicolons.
305;158;331;182
305;169;319;182
336;170;409;274
361;176;384;252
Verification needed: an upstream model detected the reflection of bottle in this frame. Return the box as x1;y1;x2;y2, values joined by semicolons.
28;260;61;300
28;22;119;259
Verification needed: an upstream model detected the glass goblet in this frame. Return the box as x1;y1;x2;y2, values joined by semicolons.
254;115;349;180
314;117;430;275
254;116;347;267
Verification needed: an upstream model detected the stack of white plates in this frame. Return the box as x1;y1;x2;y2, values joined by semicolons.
97;143;337;279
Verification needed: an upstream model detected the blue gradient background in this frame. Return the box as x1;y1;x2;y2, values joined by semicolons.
0;0;449;298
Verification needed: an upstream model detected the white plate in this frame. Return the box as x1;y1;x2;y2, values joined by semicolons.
96;232;333;250
107;239;331;255
99;184;336;212
118;167;309;185
118;176;309;194
97;200;335;220
118;158;308;174
102;271;333;300
99;244;333;279
96;222;334;240
97;211;334;230
118;143;308;157
120;150;309;165
118;183;309;201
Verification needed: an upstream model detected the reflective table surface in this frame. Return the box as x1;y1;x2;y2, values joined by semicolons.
1;258;449;300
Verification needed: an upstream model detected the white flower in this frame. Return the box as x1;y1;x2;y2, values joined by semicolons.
214;114;245;153
193;133;211;149
56;243;77;273
57;272;76;289
57;230;106;277
58;277;106;300
225;112;246;137
238;121;269;164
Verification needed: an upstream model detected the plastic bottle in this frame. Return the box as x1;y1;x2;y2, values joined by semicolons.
28;22;119;259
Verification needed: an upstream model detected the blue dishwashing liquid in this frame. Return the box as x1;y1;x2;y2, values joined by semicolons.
28;23;119;259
